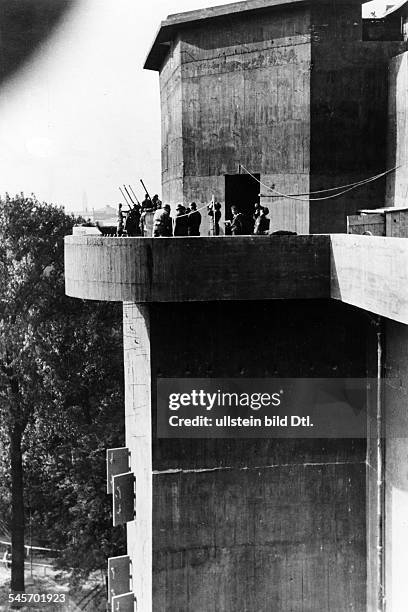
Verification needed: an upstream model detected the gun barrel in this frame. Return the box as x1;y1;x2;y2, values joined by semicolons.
129;185;140;205
124;185;135;205
140;179;153;203
119;186;131;207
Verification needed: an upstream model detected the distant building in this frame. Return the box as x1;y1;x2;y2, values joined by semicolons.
91;205;117;225
72;204;117;225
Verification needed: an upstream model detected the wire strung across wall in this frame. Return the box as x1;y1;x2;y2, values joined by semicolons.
239;163;401;202
170;201;213;234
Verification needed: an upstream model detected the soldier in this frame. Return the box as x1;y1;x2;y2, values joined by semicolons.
229;205;244;235
253;202;262;220
254;206;270;235
125;203;141;236
208;201;221;235
229;205;254;235
174;204;189;236
187;202;201;236
141;193;153;211
153;204;172;237
151;194;162;210
117;203;125;236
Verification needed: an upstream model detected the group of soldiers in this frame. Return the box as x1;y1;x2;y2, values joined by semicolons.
152;201;203;237
227;202;270;236
117;195;270;237
117;195;203;237
117;193;162;237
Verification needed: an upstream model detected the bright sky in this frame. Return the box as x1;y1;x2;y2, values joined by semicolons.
0;0;390;212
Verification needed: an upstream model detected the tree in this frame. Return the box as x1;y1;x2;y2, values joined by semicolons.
0;194;124;591
22;298;125;580
0;193;76;592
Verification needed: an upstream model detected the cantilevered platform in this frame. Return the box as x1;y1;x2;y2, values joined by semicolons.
65;234;408;324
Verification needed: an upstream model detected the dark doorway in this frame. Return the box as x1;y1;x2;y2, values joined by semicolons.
225;173;260;220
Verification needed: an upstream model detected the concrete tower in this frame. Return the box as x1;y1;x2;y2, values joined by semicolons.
145;0;405;234
65;1;408;610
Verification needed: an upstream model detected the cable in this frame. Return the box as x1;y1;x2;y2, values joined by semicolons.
279;170;394;196
170;202;212;234
241;164;398;201
241;164;399;201
171;202;209;219
240;164;400;202
151;202;210;236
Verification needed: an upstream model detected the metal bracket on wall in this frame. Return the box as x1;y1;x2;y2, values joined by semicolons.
113;472;135;527
111;592;136;612
107;555;131;605
106;447;130;494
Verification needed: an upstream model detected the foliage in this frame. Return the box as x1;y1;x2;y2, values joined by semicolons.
0;193;74;433
0;193;125;585
23;299;126;580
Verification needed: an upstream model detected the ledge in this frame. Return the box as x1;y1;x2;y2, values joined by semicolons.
64;235;331;303
144;0;363;71
64;234;408;324
330;234;408;325
144;0;310;71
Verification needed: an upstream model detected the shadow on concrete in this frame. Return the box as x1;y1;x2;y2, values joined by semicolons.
329;238;341;302
0;0;77;87
386;52;404;208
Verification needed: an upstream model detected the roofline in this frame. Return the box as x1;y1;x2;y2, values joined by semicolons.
383;0;408;17
144;0;363;71
359;206;408;213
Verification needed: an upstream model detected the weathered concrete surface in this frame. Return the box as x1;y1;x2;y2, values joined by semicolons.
160;42;183;206
160;5;313;234
364;325;381;612
64;233;408;609
123;303;152;612
150;299;370;611
387;51;408;209
148;0;406;235
330;235;408;324
65;234;408;324
153;464;365;611
310;41;406;233
384;321;408;612
386;207;408;236
348;208;408;237
108;296;375;611
145;0;362;71
347;213;385;236
64;235;331;302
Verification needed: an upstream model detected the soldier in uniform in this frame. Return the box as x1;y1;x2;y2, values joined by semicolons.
125;203;141;236
141;194;153;211
229;205;254;235
153;204;172;237
151;194;162;210
174;204;189;236
187;202;202;236
117;203;125;236
254;202;262;220
254;206;270;235
208;201;221;235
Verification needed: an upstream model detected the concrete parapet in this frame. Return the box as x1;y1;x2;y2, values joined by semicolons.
65;234;408;324
64;235;331;303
